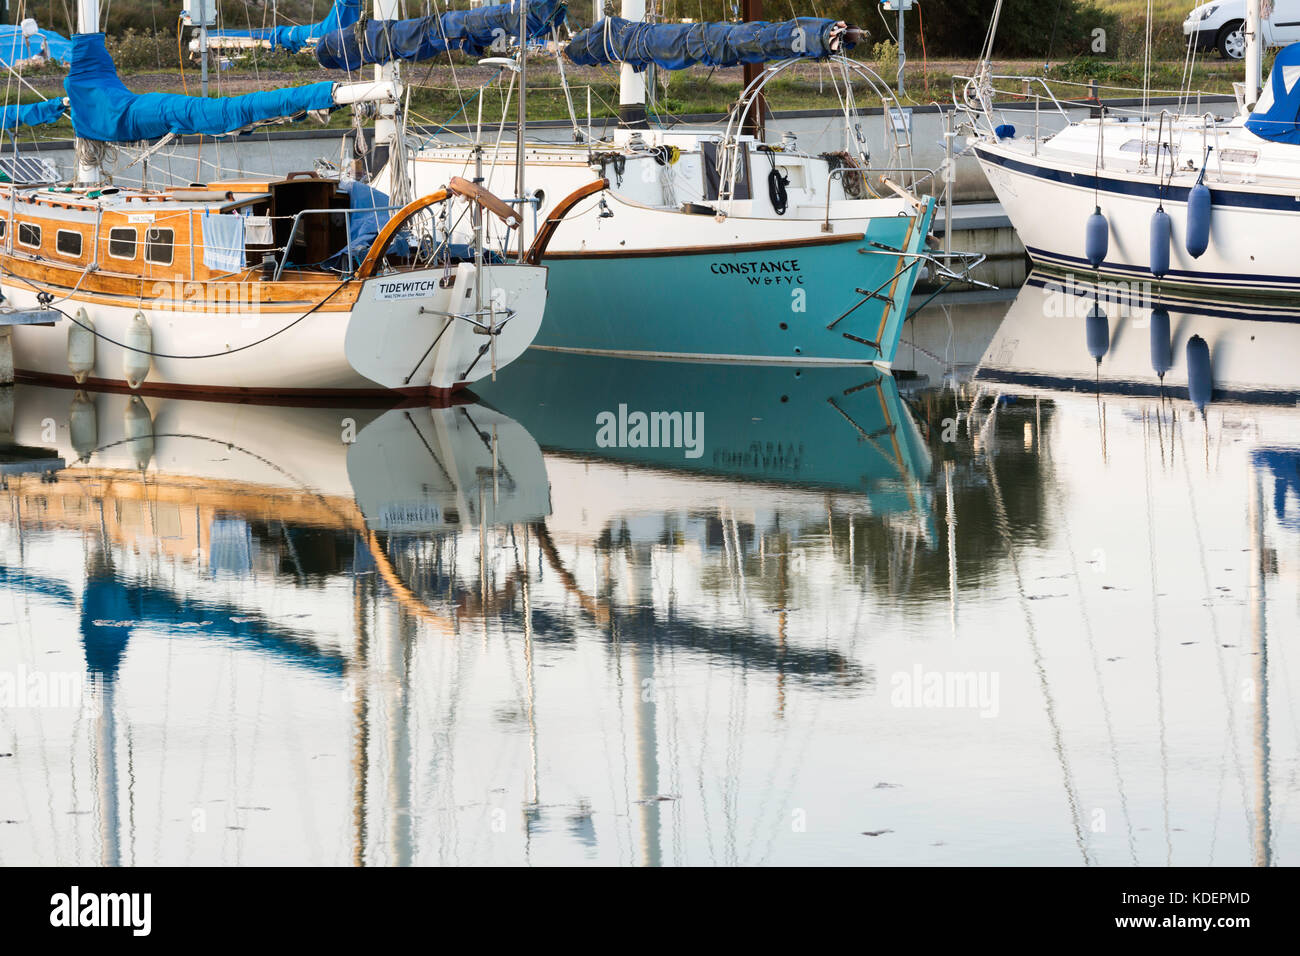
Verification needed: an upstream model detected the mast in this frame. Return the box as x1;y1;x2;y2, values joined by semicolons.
1246;0;1262;110
198;0;211;98
628;548;662;866
740;0;765;139
74;0;100;184
1248;466;1272;866
373;0;401;156
95;679;121;866
618;0;647;127
516;0;527;260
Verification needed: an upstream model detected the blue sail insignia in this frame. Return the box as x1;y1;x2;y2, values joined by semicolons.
65;33;336;142
315;0;567;70
563;17;851;71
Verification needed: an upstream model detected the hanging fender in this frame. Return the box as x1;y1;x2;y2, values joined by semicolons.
1149;207;1171;278
1185;183;1212;259
1085;206;1109;268
123;312;152;389
67;307;95;383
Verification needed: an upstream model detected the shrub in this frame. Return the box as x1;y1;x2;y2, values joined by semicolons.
873;39;899;75
105;29;182;71
864;0;1121;59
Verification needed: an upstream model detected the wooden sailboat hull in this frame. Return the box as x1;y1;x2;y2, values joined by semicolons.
1;263;546;398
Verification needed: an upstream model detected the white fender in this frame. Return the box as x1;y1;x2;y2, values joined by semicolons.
69;390;99;462
122;395;154;471
67;307;96;384
123;312;152;389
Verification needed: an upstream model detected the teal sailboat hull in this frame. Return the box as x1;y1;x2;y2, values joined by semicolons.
533;198;936;365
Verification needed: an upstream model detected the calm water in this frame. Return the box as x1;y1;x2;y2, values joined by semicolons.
1;272;1297;866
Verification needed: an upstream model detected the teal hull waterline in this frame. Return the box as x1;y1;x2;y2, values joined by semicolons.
534;197;936;365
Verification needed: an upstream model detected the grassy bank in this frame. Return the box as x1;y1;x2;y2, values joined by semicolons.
1097;0;1207;59
5;52;1245;146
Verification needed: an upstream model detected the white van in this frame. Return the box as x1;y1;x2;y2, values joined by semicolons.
1184;1;1300;59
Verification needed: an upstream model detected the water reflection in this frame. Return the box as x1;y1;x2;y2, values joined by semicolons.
1;281;1298;865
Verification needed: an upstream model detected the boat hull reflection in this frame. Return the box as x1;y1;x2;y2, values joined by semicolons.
977;272;1300;406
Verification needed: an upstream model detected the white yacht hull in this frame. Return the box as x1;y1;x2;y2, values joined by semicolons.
974;138;1300;295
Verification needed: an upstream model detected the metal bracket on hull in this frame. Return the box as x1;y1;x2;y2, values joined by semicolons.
418;305;516;333
827;265;911;332
401;306;517;387
458;341;493;383
863;240;905;254
841;331;884;350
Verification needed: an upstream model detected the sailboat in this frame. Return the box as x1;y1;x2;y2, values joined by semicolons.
962;0;1300;295
303;0;946;366
0;7;555;398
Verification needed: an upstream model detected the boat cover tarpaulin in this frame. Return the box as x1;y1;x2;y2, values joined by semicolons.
1;97;67;131
337;180;409;262
315;0;566;70
65;33;336;142
205;0;361;52
1246;41;1300;144
563;17;847;71
0;23;73;66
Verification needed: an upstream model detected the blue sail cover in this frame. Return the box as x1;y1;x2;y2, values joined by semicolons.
205;0;361;53
1246;42;1300;144
1;97;67;131
337;180;409;261
316;0;566;70
564;17;848;71
0;24;73;66
65;33;336;142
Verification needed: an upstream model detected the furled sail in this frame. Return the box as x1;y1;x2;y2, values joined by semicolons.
65;33;336;142
203;0;361;53
315;0;566;70
1;97;67;131
564;16;851;71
